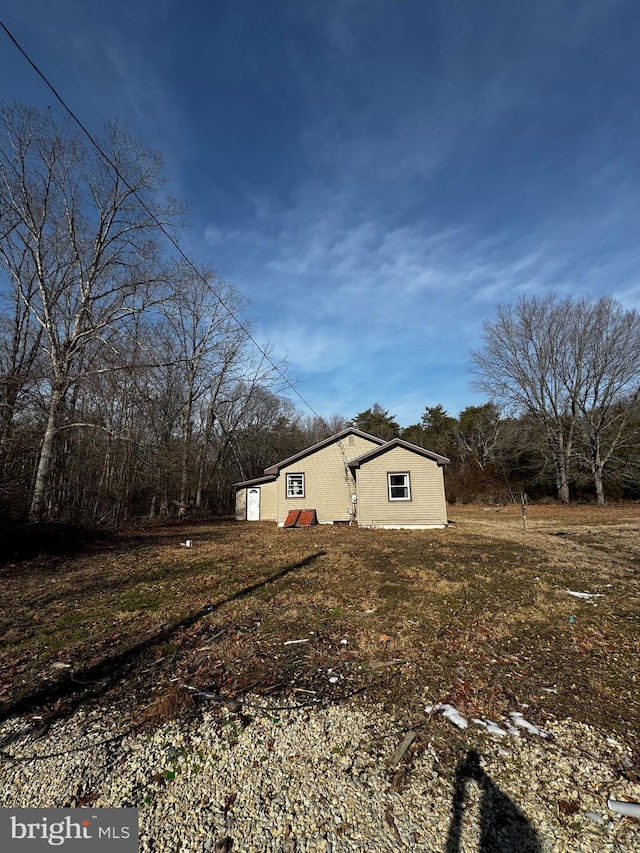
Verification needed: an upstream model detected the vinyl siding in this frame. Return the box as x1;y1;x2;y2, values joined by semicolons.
235;480;277;521
356;447;447;528
277;435;380;524
260;480;277;521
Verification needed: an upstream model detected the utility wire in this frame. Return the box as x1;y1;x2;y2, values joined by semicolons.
0;19;326;425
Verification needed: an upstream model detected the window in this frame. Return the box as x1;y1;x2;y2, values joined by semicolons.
286;473;305;498
388;472;411;501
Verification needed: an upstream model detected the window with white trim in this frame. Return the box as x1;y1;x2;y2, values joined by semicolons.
388;472;411;501
286;473;305;498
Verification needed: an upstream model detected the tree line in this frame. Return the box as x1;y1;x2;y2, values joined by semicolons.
351;395;640;505
1;103;638;525
473;293;640;504
352;290;640;507
0;102;295;525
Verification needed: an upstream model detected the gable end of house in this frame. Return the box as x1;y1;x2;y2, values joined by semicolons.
348;438;450;470
263;427;385;476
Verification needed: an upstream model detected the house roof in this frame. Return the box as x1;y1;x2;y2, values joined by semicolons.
347;438;450;469
233;474;277;488
263;427;385;476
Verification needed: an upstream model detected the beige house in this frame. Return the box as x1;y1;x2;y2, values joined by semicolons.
234;428;449;529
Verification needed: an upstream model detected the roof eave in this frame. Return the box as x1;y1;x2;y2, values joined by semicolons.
234;475;277;488
348;438;450;469
263;427;385;475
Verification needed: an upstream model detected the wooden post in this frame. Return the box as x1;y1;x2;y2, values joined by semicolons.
521;493;528;531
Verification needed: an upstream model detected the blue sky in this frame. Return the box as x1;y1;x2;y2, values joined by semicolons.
1;0;639;427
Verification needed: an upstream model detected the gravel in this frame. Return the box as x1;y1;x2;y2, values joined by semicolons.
1;696;639;852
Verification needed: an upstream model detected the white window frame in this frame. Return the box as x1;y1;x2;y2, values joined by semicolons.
286;473;305;499
388;472;411;501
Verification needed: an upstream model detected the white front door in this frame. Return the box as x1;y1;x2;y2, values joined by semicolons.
247;487;260;521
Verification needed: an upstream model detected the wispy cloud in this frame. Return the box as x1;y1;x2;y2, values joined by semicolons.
4;0;640;426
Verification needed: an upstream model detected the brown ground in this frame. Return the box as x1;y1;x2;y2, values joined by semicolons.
1;503;638;763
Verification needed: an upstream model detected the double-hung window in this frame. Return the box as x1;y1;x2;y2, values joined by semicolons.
286;473;305;498
388;472;411;501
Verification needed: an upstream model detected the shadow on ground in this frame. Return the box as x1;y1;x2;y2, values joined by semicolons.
0;516;236;566
446;750;541;852
0;551;325;726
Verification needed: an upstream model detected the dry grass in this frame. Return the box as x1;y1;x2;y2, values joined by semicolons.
0;505;638;748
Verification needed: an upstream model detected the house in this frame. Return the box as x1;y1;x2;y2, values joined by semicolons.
234;427;449;529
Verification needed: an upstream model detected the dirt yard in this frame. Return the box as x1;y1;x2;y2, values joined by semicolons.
1;503;638;768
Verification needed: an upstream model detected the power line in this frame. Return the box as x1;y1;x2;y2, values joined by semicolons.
0;19;326;424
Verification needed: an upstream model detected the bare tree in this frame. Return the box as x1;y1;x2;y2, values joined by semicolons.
472;294;578;502
473;293;640;503
300;413;349;445
208;355;294;482
155;263;249;505
456;402;502;472
565;296;640;504
0;279;43;468
0;103;179;520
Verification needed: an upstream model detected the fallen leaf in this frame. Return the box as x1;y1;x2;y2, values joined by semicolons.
558;800;580;816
